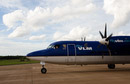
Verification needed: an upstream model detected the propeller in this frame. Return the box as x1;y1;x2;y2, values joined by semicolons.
98;23;113;56
99;23;113;45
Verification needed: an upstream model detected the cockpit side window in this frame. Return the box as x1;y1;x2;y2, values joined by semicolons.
54;45;60;49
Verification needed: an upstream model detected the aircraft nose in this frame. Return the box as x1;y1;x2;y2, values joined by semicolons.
27;51;41;56
27;52;35;57
27;50;47;57
27;53;33;57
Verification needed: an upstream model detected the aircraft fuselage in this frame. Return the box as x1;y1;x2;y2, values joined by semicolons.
27;36;130;65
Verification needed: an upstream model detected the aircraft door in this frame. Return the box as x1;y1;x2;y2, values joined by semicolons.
67;44;76;64
67;44;76;56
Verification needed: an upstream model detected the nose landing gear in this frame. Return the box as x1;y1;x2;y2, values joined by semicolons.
41;65;47;74
40;61;47;74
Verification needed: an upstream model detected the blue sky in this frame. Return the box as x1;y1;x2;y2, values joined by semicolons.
0;0;130;55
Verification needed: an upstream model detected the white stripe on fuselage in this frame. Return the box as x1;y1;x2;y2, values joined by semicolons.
27;56;130;65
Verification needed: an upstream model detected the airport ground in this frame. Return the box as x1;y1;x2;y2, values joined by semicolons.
0;63;130;84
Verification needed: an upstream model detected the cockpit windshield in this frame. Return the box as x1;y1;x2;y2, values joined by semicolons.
47;45;54;49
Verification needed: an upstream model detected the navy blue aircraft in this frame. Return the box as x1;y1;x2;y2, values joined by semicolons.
27;24;130;74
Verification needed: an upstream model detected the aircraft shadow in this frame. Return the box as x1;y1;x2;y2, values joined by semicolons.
48;68;130;74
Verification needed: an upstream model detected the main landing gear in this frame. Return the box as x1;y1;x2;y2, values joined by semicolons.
40;61;47;74
108;64;115;69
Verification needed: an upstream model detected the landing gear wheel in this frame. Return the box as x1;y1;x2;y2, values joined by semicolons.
41;68;47;74
108;64;115;69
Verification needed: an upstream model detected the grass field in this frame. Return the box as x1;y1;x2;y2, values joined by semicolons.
0;59;40;66
0;56;40;66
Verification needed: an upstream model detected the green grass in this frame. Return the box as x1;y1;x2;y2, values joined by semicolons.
0;59;40;66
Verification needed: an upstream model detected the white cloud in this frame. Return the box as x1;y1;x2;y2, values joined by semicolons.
3;10;25;28
8;26;30;38
3;0;96;38
29;34;46;40
52;0;95;23
103;0;130;28
53;26;98;41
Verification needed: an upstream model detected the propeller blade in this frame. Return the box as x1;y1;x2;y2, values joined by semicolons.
106;33;113;41
104;23;107;38
99;31;104;38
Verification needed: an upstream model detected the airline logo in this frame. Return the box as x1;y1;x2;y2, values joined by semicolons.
78;47;92;50
110;39;124;43
115;40;124;43
76;45;92;50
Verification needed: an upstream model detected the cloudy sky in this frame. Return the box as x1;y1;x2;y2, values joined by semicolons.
0;0;130;55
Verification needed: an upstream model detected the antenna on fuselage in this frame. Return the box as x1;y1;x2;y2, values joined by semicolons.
81;37;86;41
84;37;86;41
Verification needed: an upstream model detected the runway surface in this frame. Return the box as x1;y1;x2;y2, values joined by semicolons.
0;63;130;84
